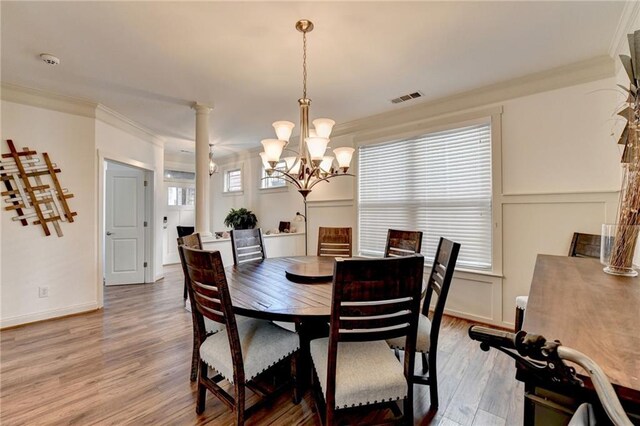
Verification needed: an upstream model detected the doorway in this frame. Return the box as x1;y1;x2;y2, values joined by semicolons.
104;160;151;285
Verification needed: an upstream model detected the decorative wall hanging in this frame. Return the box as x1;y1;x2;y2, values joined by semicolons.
1;139;77;237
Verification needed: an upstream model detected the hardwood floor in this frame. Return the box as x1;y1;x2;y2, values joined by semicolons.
0;265;523;425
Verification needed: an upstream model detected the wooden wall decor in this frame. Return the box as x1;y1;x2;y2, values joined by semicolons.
1;139;77;237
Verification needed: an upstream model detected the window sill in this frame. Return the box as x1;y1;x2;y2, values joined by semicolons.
222;191;244;197
259;186;288;194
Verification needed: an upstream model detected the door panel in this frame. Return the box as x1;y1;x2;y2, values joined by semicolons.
106;167;145;285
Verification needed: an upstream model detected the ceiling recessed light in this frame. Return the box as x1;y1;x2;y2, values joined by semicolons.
40;53;60;66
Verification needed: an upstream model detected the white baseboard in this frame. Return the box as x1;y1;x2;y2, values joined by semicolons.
1;302;99;329
443;307;511;330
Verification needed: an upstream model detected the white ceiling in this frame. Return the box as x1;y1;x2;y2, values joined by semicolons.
1;2;627;158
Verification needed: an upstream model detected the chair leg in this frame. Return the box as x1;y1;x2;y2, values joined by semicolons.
404;396;414;425
421;352;428;375
428;352;438;409
235;381;246;426
196;361;208;414
292;352;302;404
183;277;188;300
190;332;199;382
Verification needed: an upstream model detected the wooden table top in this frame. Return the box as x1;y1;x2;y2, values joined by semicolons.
226;256;334;322
523;254;640;402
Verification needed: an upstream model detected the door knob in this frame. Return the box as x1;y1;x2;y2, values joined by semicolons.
106;231;114;236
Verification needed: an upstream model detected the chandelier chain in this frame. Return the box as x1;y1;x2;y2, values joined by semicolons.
302;31;307;99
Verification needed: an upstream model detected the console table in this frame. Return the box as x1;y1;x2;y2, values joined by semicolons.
520;254;640;424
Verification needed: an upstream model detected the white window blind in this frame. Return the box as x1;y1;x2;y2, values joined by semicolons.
358;123;492;270
224;169;243;193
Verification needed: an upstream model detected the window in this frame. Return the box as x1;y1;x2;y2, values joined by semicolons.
224;168;243;193
168;186;195;206
260;160;287;189
164;169;195;181
358;122;492;270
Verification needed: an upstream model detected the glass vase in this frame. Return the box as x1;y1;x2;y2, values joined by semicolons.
601;224;640;277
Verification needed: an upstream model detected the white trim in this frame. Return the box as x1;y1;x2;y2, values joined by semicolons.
95;105;164;147
0;302;99;329
97;150;158;308
608;1;640;58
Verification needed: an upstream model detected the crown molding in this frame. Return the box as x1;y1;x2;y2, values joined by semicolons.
332;55;615;138
1;83;97;118
1;83;165;148
95;105;164;148
608;1;640;58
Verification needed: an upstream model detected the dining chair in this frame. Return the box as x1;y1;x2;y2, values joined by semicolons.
317;227;352;257
514;232;601;331
177;225;195;238
310;255;425;425
181;246;300;424
386;237;460;409
177;234;223;382
384;229;423;257
230;228;266;265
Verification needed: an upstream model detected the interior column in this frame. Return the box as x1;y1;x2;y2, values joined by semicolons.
193;103;213;236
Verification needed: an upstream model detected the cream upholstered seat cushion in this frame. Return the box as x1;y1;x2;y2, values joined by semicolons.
310;338;408;409
204;317;224;334
386;313;431;353
199;317;299;384
516;295;529;310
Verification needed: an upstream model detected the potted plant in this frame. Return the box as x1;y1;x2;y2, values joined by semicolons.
224;208;258;230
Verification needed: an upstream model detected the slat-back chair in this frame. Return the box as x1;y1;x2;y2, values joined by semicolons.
310;255;425;425
384;229;423;257
317;227;352;258
177;234;207;382
387;237;460;409
177;225;195;238
181;247;300;424
515;232;601;331
230;229;266;265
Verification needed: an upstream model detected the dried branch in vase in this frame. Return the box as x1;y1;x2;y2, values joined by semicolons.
609;30;640;275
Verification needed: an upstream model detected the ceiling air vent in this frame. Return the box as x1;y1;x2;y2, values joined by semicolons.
391;91;423;104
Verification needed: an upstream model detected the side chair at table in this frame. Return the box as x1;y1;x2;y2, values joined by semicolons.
384;229;423;257
386;237;461;410
310;255;425;425
230;228;266;265
181;246;301;425
177;234;222;382
317;227;352;257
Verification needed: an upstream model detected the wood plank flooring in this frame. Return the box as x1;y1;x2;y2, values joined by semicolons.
0;265;523;425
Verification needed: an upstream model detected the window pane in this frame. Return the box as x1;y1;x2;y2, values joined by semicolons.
261;160;287;189
225;169;243;192
168;187;177;206
358;123;492;270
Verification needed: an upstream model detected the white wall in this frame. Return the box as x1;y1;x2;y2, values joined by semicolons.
207;59;623;328
1;101;98;327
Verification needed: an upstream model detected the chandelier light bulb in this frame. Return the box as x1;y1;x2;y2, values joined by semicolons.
261;139;286;164
333;147;355;172
305;137;329;162
312;118;335;138
272;121;295;142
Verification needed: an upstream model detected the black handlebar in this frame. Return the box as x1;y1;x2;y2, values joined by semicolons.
468;325;517;351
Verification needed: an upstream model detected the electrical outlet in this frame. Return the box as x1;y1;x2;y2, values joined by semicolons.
38;286;49;298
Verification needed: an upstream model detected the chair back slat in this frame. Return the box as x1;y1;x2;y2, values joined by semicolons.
317;227;352;257
384;229;423;257
422;238;460;355
231;229;266;265
569;232;601;258
181;247;245;383
177;225;195;238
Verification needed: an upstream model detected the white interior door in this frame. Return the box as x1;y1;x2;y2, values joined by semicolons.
105;167;145;285
163;182;195;265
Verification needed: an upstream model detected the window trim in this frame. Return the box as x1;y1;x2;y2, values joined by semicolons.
223;166;244;194
353;106;503;276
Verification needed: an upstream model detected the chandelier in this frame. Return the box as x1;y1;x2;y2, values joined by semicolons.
259;20;355;201
208;144;218;176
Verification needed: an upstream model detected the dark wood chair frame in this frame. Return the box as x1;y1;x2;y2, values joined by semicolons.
230;228;266;265
405;237;460;409
180;246;300;424
311;255;425;425
177;227;196;299
317;227;353;257
515;232;601;331
384;229;423;257
177;234;205;382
